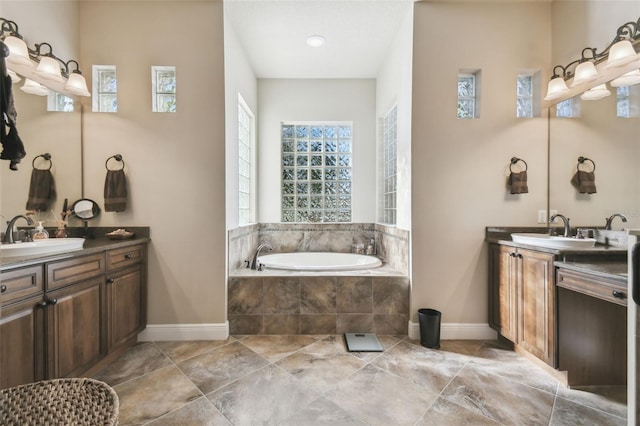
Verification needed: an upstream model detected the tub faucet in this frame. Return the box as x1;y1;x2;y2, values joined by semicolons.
549;214;571;237
605;213;628;230
2;215;34;244
250;243;272;270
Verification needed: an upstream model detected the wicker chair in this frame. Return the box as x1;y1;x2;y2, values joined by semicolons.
0;378;119;425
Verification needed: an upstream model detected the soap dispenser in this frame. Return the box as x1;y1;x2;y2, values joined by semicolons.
33;221;49;240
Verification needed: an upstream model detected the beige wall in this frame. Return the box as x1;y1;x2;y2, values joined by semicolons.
411;2;552;323
80;0;227;325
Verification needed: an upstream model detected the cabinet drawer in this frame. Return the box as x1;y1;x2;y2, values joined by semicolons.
46;253;105;291
106;245;145;271
556;268;628;306
1;265;44;305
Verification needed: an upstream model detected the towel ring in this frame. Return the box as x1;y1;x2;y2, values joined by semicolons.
509;157;527;173
105;154;125;171
577;156;595;172
32;153;52;171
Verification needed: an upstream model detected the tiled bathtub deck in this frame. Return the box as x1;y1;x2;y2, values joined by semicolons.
228;270;409;335
93;335;627;425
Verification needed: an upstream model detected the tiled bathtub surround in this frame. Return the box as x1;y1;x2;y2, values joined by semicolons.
228;274;410;335
228;223;410;275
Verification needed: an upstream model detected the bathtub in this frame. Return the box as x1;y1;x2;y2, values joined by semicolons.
257;252;382;271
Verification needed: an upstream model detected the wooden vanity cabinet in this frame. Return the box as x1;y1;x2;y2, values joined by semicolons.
105;244;147;351
0;265;46;388
0;241;148;389
489;243;556;367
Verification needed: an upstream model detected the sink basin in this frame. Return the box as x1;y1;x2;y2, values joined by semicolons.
1;238;85;257
511;233;596;249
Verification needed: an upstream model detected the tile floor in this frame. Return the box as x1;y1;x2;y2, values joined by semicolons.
93;336;627;425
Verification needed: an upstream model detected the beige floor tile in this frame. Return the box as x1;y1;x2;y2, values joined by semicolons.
93;343;173;387
550;395;626;426
146;397;231;425
114;365;202;425
415;397;501;425
556;385;627;420
155;339;237;363
325;364;438;425
239;335;318;362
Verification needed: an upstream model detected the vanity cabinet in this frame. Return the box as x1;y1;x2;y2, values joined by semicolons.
0;241;148;389
489;243;556;367
105;244;146;351
0;265;46;388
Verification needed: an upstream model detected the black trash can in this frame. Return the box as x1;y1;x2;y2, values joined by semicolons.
418;308;441;349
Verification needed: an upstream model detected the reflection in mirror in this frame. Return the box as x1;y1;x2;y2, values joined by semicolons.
0;0;82;225
549;3;640;232
72;198;100;220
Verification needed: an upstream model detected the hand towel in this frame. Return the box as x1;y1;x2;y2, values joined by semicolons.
571;170;597;194
104;169;127;212
26;169;56;211
509;171;528;194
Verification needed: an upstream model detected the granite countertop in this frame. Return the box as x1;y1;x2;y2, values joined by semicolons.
1;228;150;270
554;260;627;284
486;226;628;283
485;226;627;256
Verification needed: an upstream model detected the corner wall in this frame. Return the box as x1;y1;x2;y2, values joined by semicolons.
410;2;551;327
80;1;227;333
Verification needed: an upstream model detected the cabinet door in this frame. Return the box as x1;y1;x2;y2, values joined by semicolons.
488;244;517;342
0;297;46;388
46;277;104;378
106;264;144;351
517;248;556;366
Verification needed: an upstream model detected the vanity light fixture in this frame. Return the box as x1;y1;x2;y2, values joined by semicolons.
7;69;20;83
580;84;611;101
0;17;90;97
20;78;49;96
306;35;326;47
545;17;640;102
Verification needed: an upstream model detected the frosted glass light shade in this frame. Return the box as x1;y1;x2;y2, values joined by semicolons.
605;40;639;69
580;84;610;101
8;69;21;83
571;61;599;87
610;69;640;87
34;56;64;82
4;36;33;67
21;79;49;96
544;77;570;101
64;72;91;97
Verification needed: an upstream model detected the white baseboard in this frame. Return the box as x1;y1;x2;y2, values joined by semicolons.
137;322;229;342
408;321;497;341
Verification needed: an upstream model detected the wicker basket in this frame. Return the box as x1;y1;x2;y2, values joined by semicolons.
0;378;119;425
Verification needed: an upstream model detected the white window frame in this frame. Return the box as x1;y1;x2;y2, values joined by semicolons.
92;65;117;113
238;94;256;226
151;65;176;113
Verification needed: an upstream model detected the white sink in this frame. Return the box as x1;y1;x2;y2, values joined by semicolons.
1;238;85;257
511;233;596;249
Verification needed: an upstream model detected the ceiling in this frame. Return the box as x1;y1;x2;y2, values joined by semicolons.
223;0;415;78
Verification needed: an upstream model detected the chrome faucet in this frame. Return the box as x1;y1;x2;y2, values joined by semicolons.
549;214;571;237
250;243;272;270
605;213;628;230
2;215;34;244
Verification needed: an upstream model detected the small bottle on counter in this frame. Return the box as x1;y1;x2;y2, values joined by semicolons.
33;221;49;240
366;239;375;255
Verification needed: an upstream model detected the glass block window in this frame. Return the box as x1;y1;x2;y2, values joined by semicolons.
281;122;352;223
556;97;580;118
382;105;397;225
47;92;74;112
152;66;176;113
617;86;630;118
238;95;255;225
92;65;117;112
516;74;533;118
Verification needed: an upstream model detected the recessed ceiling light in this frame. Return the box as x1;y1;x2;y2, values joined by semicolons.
306;35;326;47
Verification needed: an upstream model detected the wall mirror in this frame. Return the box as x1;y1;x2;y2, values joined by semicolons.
549;3;640;231
0;0;83;224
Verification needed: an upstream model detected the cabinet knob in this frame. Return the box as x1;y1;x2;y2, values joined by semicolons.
107;278;115;284
612;290;627;299
46;298;58;305
124;253;132;259
0;285;6;293
37;300;48;308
